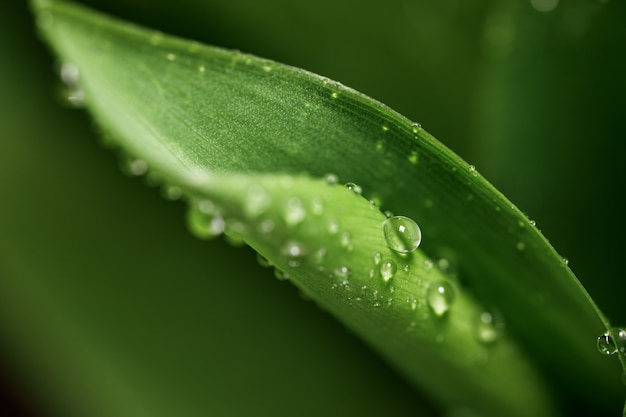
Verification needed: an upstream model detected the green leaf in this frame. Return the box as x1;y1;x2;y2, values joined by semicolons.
28;0;625;415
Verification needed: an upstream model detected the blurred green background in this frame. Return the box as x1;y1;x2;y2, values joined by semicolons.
1;0;624;415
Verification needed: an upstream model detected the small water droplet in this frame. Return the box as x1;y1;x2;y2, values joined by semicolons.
369;195;382;207
334;266;352;279
60;63;79;89
284;197;306;226
125;158;148;176
411;122;422;133
262;64;273;72
597;327;626;355
383;210;394;218
375;140;384;151
340;231;352;250
383;216;422;254
469;165;477;176
274;268;289;281
256;253;272;268
311;197;324;215
427;281;455;317
313;248;327;264
245;184;270;217
516;241;526;251
186;200;225;240
424;259;434;270
408;150;418;164
324;173;339;184
409;298;418;311
382;125;389;132
224;219;247;246
344;182;362;195
562;257;569;266
379;259;397;282
258;219;275;234
166;53;176;61
530;0;559;13
476;310;505;344
149;32;163;45
373;252;382;265
529;219;537;227
327;219;339;235
283;241;306;258
198;65;205;73
162;184;183;200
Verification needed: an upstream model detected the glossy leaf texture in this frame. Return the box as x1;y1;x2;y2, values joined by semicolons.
30;0;624;415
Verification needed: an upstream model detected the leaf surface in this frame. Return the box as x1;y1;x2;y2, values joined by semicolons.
30;0;625;415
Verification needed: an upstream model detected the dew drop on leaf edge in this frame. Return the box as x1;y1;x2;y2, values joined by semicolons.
597;327;626;356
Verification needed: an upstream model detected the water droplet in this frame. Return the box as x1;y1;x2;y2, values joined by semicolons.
436;258;455;276
326;220;339;235
166;53;176;61
369;194;382;207
334;266;352;279
408;150;418;164
331;91;339;99
256;253;272;268
383;210;394;218
373;252;382;265
382;125;389;132
340;232;352;250
162;184;182;200
344;182;362;195
186;200;225;240
125;158;148;176
476;310;505;344
469;165;477;176
149;31;163;45
199;65;206;73
284;197;306;226
380;259;397;282
530;0;559;13
529;220;537;227
258;219;275;234
562;257;569;266
274;268;289;281
283;241;306;258
313;248;327;264
516;241;526;251
383;216;422;254
245;184;270;217
597;327;626;355
375;140;384;151
224;219;247;246
427;281;455;316
60;63;79;89
311;197;324;215
262;64;272;72
324;173;339;185
409;298;418;311
411;122;422;133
